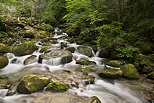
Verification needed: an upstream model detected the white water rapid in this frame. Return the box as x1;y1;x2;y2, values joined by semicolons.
0;27;148;103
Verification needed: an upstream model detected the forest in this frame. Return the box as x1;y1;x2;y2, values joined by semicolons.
0;0;154;103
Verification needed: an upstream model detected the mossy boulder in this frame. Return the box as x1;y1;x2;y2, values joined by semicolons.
78;66;94;73
81;96;101;103
0;56;9;69
46;80;69;92
38;30;48;36
66;47;75;53
147;72;154;80
77;46;93;57
17;74;50;94
106;60;124;67
121;64;139;79
76;58;96;65
0;43;10;55
39;47;49;53
97;68;123;78
13;41;38;56
23;27;36;38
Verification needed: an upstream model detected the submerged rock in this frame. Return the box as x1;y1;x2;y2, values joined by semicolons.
82;75;95;85
23;55;37;65
77;46;93;57
46;80;69;92
0;56;9;69
39;49;73;64
13;41;38;56
11;58;21;64
106;60;124;67
97;68;123;78
81;96;101;103
17;74;50;94
121;64;139;79
76;58;96;65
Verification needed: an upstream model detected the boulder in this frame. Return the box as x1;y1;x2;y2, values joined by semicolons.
97;68;123;78
0;43;10;55
23;55;37;65
78;66;94;73
82;75;95;85
77;46;93;57
147;72;154;80
46;80;69;92
66;47;75;53
23;26;36;38
106;60;124;67
17;74;50;94
0;56;9;69
76;58;96;65
39;47;49;53
98;48;110;58
81;96;101;103
13;41;38;56
121;64;139;79
39;49;73;64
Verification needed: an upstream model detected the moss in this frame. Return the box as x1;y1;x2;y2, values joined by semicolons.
121;64;139;79
147;72;154;80
23;27;36;38
38;30;48;36
66;47;75;53
97;68;123;78
78;66;94;73
46;80;69;92
17;74;50;94
0;56;9;69
41;43;50;46
13;41;38;56
76;58;96;65
39;47;48;53
0;43;10;55
106;60;124;67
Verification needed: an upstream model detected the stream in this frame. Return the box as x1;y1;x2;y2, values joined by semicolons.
0;28;150;103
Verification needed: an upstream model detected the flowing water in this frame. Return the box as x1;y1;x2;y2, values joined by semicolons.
0;28;149;103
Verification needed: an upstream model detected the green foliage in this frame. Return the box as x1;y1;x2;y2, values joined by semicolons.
116;46;139;59
44;0;67;25
96;21;125;48
15;1;32;17
36;24;54;32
